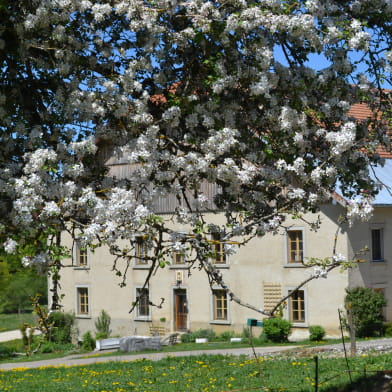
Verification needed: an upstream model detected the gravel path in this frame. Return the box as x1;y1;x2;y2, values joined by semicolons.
2;331;392;371
0;345;297;370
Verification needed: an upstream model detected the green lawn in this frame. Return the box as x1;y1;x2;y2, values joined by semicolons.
1;352;391;391
0;313;37;333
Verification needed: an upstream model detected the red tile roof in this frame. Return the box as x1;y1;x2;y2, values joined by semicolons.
348;103;392;159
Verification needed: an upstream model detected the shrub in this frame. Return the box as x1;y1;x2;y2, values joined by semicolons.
39;341;74;354
345;287;387;338
179;332;194;343
263;318;292;343
241;327;251;340
95;310;111;339
383;323;392;337
0;344;13;360
193;329;216;341
180;329;216;343
217;330;235;341
309;325;326;341
48;312;75;343
81;331;96;352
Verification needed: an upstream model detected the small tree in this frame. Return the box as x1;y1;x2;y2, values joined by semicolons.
95;310;112;339
345;287;387;338
47;311;75;343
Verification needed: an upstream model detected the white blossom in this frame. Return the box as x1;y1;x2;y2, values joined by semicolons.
3;238;18;254
313;266;328;279
1;0;388;275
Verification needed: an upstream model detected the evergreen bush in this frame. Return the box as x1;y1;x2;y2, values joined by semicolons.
81;331;96;352
95;310;112;339
309;325;326;341
383;322;392;337
345;287;387;338
218;330;235;341
48;311;75;343
0;344;13;360
263;318;292;342
179;332;194;343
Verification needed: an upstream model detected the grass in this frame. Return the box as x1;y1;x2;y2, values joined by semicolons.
1;352;392;391
0;313;36;333
0;335;346;365
0;338;298;364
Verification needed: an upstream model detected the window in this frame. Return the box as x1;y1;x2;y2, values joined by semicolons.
210;233;226;265
77;287;89;316
135;237;149;265
173;250;185;265
287;230;304;263
74;242;88;267
212;289;228;321
136;288;150;319
289;290;305;323
371;228;384;261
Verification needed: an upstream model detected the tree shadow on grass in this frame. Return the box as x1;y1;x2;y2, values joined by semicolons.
324;372;392;392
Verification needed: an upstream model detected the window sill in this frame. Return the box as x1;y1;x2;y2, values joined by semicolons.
371;259;386;263
209;320;231;325
211;264;230;269
284;264;306;268
291;322;308;328
134;318;152;322
76;315;91;319
133;265;151;270
169;264;189;269
73;266;90;270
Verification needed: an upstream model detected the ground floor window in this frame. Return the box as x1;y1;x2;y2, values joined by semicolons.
136;287;150;319
289;289;305;323
77;287;89;316
213;289;228;321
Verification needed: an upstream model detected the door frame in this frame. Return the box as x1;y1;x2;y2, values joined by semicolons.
173;288;188;331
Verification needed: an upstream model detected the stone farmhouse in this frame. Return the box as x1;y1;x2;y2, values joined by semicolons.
52;106;392;340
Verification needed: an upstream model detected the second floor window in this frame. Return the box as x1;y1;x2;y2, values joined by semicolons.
173;250;185;265
74;241;88;267
287;230;303;263
135;237;149;265
76;246;88;267
371;228;383;261
211;233;226;264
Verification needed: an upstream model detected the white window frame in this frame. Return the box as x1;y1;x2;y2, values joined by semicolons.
133;236;151;269
75;285;90;318
170;232;188;268
73;241;89;269
370;226;384;262
285;227;306;267
286;288;307;326
209;233;229;268
134;286;152;321
210;288;231;325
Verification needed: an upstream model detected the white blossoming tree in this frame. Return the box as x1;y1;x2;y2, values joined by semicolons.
1;0;391;313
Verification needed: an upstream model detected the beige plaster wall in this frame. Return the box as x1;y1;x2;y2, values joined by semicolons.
55;203;350;339
348;206;392;321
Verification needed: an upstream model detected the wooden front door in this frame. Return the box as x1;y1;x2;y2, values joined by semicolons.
174;289;187;331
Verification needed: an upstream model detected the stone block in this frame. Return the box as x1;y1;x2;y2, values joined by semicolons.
119;336;162;352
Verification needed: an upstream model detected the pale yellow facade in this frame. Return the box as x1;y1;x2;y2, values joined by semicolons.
52;200;392;341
